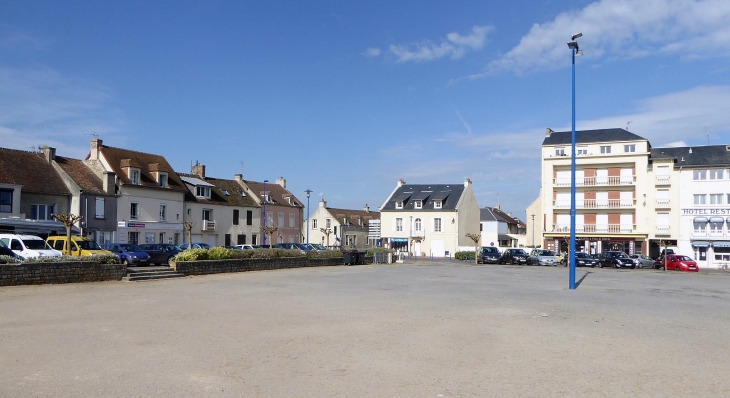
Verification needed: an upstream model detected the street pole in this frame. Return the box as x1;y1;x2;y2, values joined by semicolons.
262;179;268;246
531;214;535;250
567;33;583;290
305;189;312;252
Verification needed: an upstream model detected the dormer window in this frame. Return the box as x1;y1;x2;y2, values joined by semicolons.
129;168;140;185
222;190;230;196
414;200;422;209
196;186;211;199
157;172;168;188
434;200;442;209
239;191;246;197
395;201;403;209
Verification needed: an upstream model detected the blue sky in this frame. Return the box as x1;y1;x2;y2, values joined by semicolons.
2;0;730;220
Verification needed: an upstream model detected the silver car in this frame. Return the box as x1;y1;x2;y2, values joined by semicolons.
529;249;559;266
629;254;654;268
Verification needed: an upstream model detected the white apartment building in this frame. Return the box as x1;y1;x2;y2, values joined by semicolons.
305;199;379;249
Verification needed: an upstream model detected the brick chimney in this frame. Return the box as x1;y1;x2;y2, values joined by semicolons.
364;204;369;213
545;128;553;137
319;198;326;208
192;161;205;178
464;177;472;188
234;174;242;183
41;146;56;163
397;178;406;187
89;139;103;160
276;176;286;188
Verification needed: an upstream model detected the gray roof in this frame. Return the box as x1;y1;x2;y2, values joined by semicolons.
542;128;647;146
381;184;464;212
650;145;730;167
480;208;499;222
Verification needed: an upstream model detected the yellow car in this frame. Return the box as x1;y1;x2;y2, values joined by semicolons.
46;236;113;257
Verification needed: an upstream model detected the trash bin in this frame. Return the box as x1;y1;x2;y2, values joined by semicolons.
358;251;367;265
343;250;358;265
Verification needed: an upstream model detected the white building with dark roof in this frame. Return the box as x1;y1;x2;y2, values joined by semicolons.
479;206;527;249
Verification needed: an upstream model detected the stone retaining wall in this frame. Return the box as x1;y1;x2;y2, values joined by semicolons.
0;261;127;287
173;256;374;276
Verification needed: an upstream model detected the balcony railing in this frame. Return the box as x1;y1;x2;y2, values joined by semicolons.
690;229;730;238
412;230;425;238
554;175;635;187
655;199;670;208
552;224;635;233
553;199;635;209
202;219;216;231
656;225;670;235
655;175;670;185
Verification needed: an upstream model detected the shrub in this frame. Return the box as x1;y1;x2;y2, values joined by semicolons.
207;246;231;260
306;250;344;259
23;255;84;263
173;248;209;262
366;247;393;256
455;251;475;261
0;255;21;264
94;254;120;264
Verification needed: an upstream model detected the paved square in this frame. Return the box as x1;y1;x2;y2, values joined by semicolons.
1;262;729;397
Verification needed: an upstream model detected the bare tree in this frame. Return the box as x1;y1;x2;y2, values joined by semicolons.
319;227;332;248
52;213;84;256
261;225;278;249
466;233;481;264
182;221;195;250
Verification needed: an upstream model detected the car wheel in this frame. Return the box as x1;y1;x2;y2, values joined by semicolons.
166;256;174;266
122;258;130;266
598;262;603;268
660;266;665;271
511;258;515;265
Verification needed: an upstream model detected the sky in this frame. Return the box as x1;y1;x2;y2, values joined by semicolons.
1;0;730;220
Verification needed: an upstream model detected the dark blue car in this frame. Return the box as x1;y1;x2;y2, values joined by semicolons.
103;243;150;266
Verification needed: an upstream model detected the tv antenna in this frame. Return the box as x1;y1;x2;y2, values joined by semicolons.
626;121;632;131
705;127;709;145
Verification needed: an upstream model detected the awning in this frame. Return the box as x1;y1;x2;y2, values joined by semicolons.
712;241;730;248
692;241;710;248
709;217;725;223
391;238;408;242
726;217;730;223
693;217;709;223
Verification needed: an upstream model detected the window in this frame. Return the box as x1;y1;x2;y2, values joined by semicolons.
434;200;442;209
128;231;139;245
222;190;230;196
202;209;212;221
159;204;166;221
246;210;253;225
710;169;724;180
130;203;138;219
326;218;331;229
415;218;422;232
414;200;422;209
267;212;273;226
158;173;168;188
237;234;246;245
395;201;403;209
129;169;140;185
396;218;403;232
694;194;706;205
233;209;239;225
289;213;295;228
312;219;318;229
95;197;105;218
278;212;284;227
624;144;636;153
31;204;54;220
252;234;257;245
434;218;442;232
577;146;588;155
710;194;723;205
1;188;13;212
555;147;565;156
195;186;211;199
693;170;707;180
224;234;231;246
600;146;611;154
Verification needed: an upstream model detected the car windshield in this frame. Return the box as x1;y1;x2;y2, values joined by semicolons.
120;244;143;252
512;250;527;255
199;243;211;249
677;255;693;261
0;240;6;248
575;253;590;258
312;244;327;250
537;250;555;256
482;247;499;254
612;252;629;258
162;245;178;251
77;240;102;250
23;239;49;250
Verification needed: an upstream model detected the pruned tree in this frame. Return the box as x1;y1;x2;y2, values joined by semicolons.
319;227;332;248
466;233;481;264
261;225;278;249
182;221;195;250
52;213;84;256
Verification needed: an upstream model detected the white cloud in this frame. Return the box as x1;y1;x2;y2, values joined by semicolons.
387;25;493;63
363;47;381;57
662;141;689;147
483;0;730;75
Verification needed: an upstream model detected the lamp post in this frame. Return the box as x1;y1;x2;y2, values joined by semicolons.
409;215;413;259
305;189;312;252
567;33;583;290
531;214;535;250
262;179;269;246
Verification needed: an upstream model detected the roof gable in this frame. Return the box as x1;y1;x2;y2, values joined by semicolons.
244;180;304;208
97;145;187;191
0;148;71;195
55;156;105;195
178;173;260;207
381;184;464;211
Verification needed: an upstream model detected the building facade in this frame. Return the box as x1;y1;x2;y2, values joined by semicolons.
305;199;380;249
479;206;527;249
242;177;303;246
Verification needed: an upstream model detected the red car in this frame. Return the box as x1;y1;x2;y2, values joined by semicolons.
654;255;699;272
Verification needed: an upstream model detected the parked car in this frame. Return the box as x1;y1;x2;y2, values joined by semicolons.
654;255;699;272
273;243;306;253
0;234;62;258
529;249;558;266
598;251;635;269
478;246;501;264
103;243;150;266
0;240;23;260
499;248;530;265
234;244;255;250
629;254;655;268
178;242;212;250
310;244;328;251
138;243;181;265
560;252;598;267
46;236;112;257
655;248;677;260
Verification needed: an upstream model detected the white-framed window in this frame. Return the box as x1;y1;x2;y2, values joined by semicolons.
600;146;611;154
289;213;295;228
710;194;723;205
694;194;707;205
710;169;724;180
289;235;296;243
0;188;13;213
267;212;274;226
555;147;565;156
195;186;211;199
129;168;140;185
159;204;166;221
414;200;422;209
158;172;168;188
95;197;105;218
202;209;212;221
577;147;588;155
326;218;331;229
278;212;284;227
434;200;442;209
395;201;403;209
693;170;707;180
624;144;636;153
130;202;138;219
30;204;54;220
414;218;422;232
396;218;403;232
434;218;442;232
312;219;318;229
278;235;283;244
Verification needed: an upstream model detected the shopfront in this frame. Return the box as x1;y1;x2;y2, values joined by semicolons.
548;236;645;256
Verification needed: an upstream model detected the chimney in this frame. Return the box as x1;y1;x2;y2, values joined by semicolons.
545;128;553;137
495;204;501;210
464;177;472;187
507;212;512;217
90;139;103;160
276;176;286;188
41;146;56;163
234;174;242;183
192;161;205;178
398;178;406;187
319;198;326;208
103;171;116;195
364;204;369;213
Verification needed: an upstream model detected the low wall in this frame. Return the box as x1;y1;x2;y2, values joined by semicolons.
0;261;127;287
173;256;374;276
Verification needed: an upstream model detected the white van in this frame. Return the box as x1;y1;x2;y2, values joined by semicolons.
0;234;62;258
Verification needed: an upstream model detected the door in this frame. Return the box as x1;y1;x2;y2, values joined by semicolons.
431;240;445;257
207;235;217;247
620;191;633;207
620;168;633;184
415;241;422;256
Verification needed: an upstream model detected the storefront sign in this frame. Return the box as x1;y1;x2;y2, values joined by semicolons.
391;238;408;242
127;222;146;228
682;208;730;215
629;241;635;255
117;221;126;227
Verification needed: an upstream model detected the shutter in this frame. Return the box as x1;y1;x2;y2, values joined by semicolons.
430;218;435;232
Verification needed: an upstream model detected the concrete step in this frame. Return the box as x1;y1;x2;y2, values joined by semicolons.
123;267;185;282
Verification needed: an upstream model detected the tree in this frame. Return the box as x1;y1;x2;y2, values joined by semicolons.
261;225;278;248
51;213;83;256
319;228;332;248
182;222;195;250
465;233;481;264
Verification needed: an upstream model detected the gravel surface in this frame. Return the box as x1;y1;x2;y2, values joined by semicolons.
1;262;729;397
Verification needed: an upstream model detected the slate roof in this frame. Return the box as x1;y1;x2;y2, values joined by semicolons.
542;128;647;146
55;156;105;195
325;206;380;227
481;206;526;228
381;184;465;211
650;145;730;167
177;173;260;207
94;145;188;192
479;208;499;222
244;180;304;208
0;148;71;195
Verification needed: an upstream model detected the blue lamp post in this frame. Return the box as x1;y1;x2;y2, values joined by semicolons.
305;189;312;252
567;33;583;290
262;179;269;246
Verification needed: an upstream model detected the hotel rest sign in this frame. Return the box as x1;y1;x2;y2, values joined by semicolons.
682;209;730;215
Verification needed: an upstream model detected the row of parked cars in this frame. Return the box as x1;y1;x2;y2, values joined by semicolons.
477;246;698;272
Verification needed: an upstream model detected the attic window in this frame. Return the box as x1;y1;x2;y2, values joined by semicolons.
196;186;211;199
395;201;403;209
157;172;168;188
414;200;422;209
129;168;141;185
434;200;442;209
239;191;246;197
222;190;230;196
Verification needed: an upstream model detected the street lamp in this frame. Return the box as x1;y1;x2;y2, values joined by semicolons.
262;179;269;246
567;33;583;290
305;189;312;252
531;214;535;250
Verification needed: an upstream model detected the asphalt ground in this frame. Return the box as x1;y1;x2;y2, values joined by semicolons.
1;261;729;397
